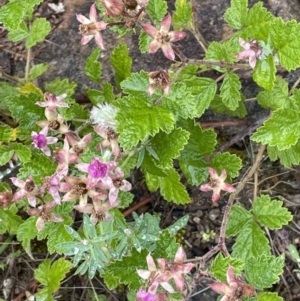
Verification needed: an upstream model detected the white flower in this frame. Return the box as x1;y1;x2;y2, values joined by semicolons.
90;103;118;130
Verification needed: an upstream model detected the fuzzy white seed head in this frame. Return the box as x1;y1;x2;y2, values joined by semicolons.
90;103;118;130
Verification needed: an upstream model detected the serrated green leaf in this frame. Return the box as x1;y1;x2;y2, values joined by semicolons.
103;249;148;290
147;167;190;204
270;18;300;71
110;42;132;88
7;21;29;42
146;0;167;23
0;1;27;30
226;205;252;237
210;253;245;281
251;108;300;150
26;18;51;48
139;30;152;53
232;221;271;260
141;151;167;176
153;231;179;258
103;82;114;102
118;191;134;209
267;142;300;167
245;255;284;289
210;152;242;181
47;223;73;254
87;89;105;105
0;126;14;142
161;82;197;119
116;104;175;150
210;94;247;118
28;63;49;81
172;0;193;30
0;146;14;165
253;55;275;91
45;78;77;96
220;73;242;111
149;128;189;168
252;195;292;229
224;0;248;29
183;77;217;116
11;143;31;163
257;292;283;301
85;48;102;82
35;258;73;292
120;71;149;98
0;83;19;110
0;204;23;234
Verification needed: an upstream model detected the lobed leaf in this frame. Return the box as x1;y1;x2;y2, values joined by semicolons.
0;204;23;235
226;205;252;237
146;0;168;23
85;48;102;82
224;0;248;29
26;18;51;48
172;0;193;30
257;292;283;301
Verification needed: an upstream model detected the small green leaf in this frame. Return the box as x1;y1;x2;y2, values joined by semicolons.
226;205;252;237
139;31;152;53
120;71;149;98
83;214;97;239
85;48;102;82
11;143;31;163
252;195;292;229
0;204;23;234
118;191;134;209
220;73;242;111
45;78;77;96
0;1;27;30
153;231;179;258
257;292;283;301
172;0;193;30
0;146;14;165
245;255;284;289
210;253;244;282
110;42;132;88
0;126;14;142
224;0;248;29
146;0;168;23
167;215;189;236
26;18;51;48
7;22;29;42
28;63;49;81
87;89;105;105
253;55;275;91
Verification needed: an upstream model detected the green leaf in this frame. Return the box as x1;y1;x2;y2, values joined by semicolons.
210;94;247;118
28;63;49;81
146;167;191;204
210;152;242;181
118;191;134;209
150;128;189;168
253;55;275;91
141;151;167;176
252;195;292;229
85;48;102;82
45;78;77;96
267;142;300;167
224;0;248;29
146;0;167;23
245;255;284;289
220;73;242;111
153;231;179;258
0;146;14;165
167;215;189;235
172;0;193;30
270;18;300;71
210;253;244;282
35;258;73;292
110;42;132;88
0;1;27;30
103;249;149;290
47;223;73;254
251;108;300;150
231;221;271;261
116;103;175;150
257;292;283;301
0;204;23;234
87;89;105;105
139;31;152;53
10;143;31;163
26;18;51;48
0;83;19;110
17;217;38;254
226;205;252;237
7;22;29;42
256;77;291;110
120;71;149;98
0;126;14;142
161;82;197;119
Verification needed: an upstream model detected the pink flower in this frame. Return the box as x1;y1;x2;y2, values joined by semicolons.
65;132;92;156
101;0;124;17
147;70;171;96
37;114;69;134
31;126;58;156
27;200;63;231
210;266;255;301
94;126;120;157
141;13;186;61
36;92;69;113
136;288;166;301
157;246;194;292
76;3;107;49
200;168;235;203
236;38;262;69
137;254;174;295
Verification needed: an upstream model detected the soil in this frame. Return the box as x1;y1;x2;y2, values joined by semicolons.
2;0;300;300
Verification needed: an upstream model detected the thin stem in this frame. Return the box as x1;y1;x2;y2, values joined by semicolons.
0;68;24;84
289;75;300;96
188;58;251;69
25;46;31;82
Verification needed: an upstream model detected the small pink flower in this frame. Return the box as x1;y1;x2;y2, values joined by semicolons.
147;70;171;96
37;114;69;134
101;0;124;17
94;126;120;157
77;3;107;49
136;288;166;301
65;132;92;156
31;126;58;156
157;246;194;292
210;266;255;301
36;92;69;113
141;13;186;61
236;38;262;69
200;168;235;203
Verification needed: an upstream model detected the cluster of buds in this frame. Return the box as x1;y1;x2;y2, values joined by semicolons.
136;246;194;300
8;91;128;231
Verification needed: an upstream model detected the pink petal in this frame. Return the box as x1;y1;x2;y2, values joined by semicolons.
76;14;91;25
173;274;184;291
220;169;227;181
146;253;157;271
238;38;250;50
46;137;58;144
149;40;161;54
161;44;175;61
74;203;94;213
249;56;257;69
94;32;105;50
89;3;97;22
28;195;37;207
223;183;235;193
182;262;195;273
36;217;45;232
175;246;185;263
51;213;64;223
169;31;186;42
120;180;132;192
76;163;89;173
40;126;49;136
137;269;151;280
208;167;218;179
10;177;25;188
142;24;157;38
41;146;51;156
210;282;228;295
161;13;171;32
160;282;174;293
96;21;107;30
81;35;94;45
199;183;213;192
212;190;221;203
